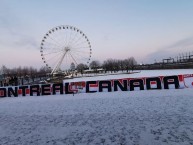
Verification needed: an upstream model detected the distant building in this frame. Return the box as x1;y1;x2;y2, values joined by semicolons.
84;68;105;74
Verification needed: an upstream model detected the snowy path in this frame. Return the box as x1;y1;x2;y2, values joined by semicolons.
1;89;193;145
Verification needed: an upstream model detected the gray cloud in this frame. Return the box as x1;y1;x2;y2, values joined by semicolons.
0;29;39;50
144;36;193;63
166;36;193;50
0;4;39;50
12;33;39;49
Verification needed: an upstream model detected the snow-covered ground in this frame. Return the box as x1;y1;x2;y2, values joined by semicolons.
1;69;193;145
65;69;193;82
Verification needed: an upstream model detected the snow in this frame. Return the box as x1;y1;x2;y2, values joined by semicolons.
1;69;193;145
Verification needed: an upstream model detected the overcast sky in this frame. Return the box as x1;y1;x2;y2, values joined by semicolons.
1;0;193;68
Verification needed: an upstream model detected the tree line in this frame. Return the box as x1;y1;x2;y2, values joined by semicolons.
0;57;137;86
0;66;50;86
1;57;137;78
76;57;137;74
0;66;50;78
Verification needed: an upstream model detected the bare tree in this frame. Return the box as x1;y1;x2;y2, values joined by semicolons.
39;66;50;79
89;60;100;72
122;57;137;72
118;59;125;72
102;59;114;73
29;67;37;82
112;59;120;72
129;57;137;71
76;63;88;75
22;66;29;77
123;58;131;73
16;66;22;78
1;65;9;78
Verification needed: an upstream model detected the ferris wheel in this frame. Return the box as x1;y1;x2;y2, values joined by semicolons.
40;25;92;75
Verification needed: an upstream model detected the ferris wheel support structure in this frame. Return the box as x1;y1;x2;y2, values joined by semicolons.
51;48;68;75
